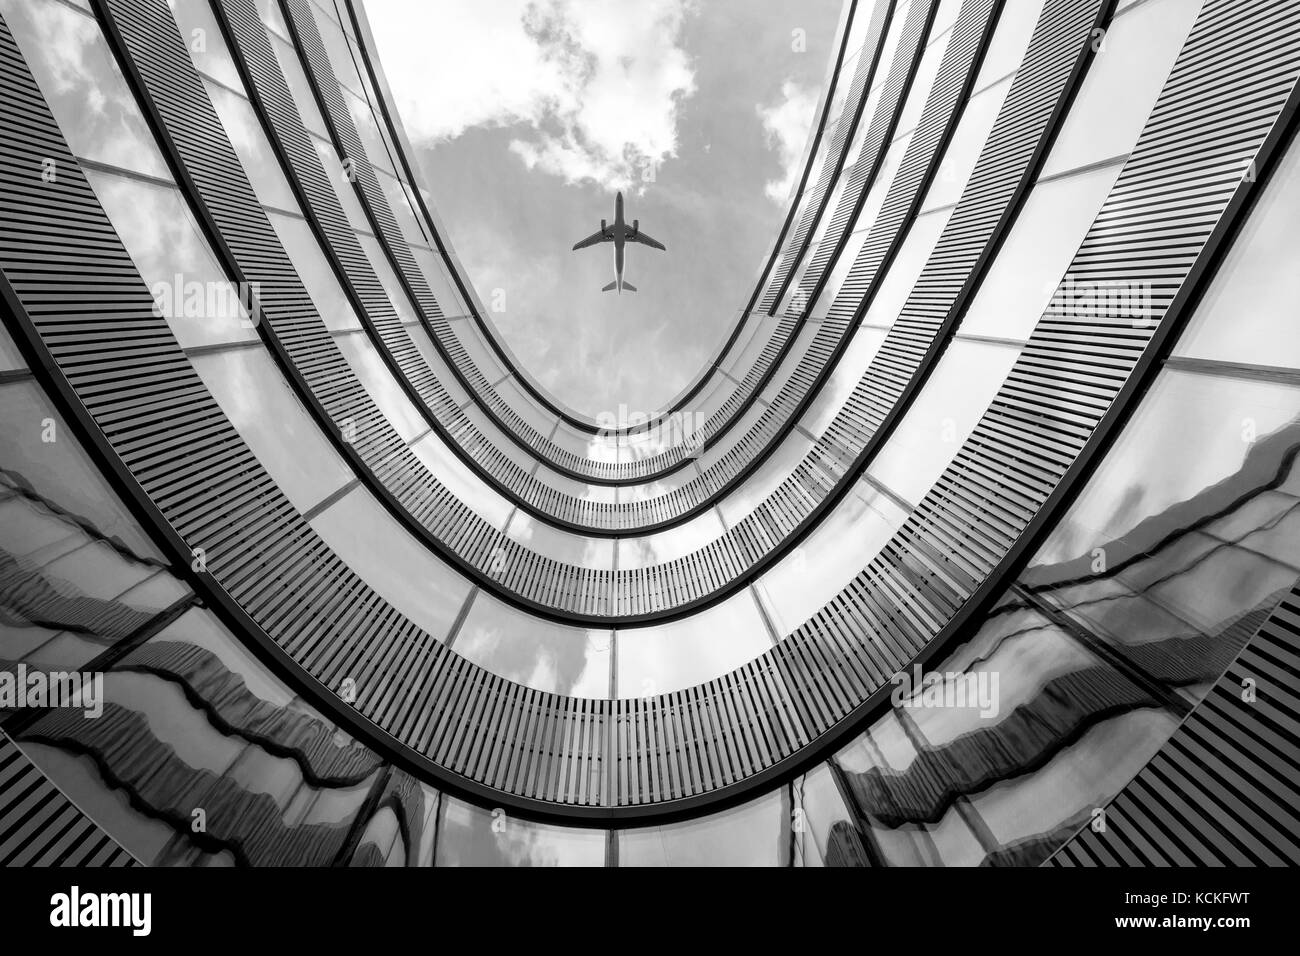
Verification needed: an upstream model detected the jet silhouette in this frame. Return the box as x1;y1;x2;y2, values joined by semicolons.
571;191;665;293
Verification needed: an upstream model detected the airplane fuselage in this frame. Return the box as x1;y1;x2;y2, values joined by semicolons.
610;192;627;292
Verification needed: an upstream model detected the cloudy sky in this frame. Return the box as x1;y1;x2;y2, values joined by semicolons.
364;0;842;417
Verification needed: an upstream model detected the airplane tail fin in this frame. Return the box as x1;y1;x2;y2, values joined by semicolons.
602;281;617;292
622;281;637;293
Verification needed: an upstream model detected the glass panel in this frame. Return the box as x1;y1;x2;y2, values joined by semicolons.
535;468;618;506
269;30;330;138
0;323;26;371
447;320;508;390
189;347;353;512
970;0;1046;87
1025;369;1300;703
958;158;1123;340
1;392;189;670
330;331;427;441
615;588;771;696
202;79;300;211
311;135;373;231
256;0;291;39
867;338;1022;505
169;0;245;92
308;485;471;642
374;166;424;244
833;593;1179;865
452;591;611;697
83;168;261;349
756;478;910;636
495;376;559;440
310;0;368;97
408;429;514;530
459;403;546;474
619;789;787;866
791;764;868;867
1037;0;1205;178
862;204;956;326
264;209;364;331
892;9;955;139
918;74;1013;213
436;796;605;866
809;226;871;321
356;232;420;322
403;324;471;410
758;322;821;406
799;325;889;436
617;507;726;570
1174;135;1300;370
722;313;781;382
504;510;614;570
12;605;382;865
0;0;173;179
0;381;161;559
716;428;816;527
411;245;468;316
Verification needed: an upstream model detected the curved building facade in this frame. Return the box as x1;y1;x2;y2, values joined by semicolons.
0;0;1297;866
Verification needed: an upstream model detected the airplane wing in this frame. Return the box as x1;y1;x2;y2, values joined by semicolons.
572;229;610;251
629;230;665;251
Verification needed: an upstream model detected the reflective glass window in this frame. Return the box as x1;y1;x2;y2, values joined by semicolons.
330;331;428;441
867;338;1021;505
0;0;172;180
269;30;330;137
411;245;468;317
1174;136;1300;370
617;507;726;570
958;158;1123;340
918;74;1014;213
970;0;1046;88
0;381;161;560
798;325;889;437
202;79;300;211
264;209;365;331
862;204;956;327
756;478;910;636
83;168;260;349
435;796;605;866
504;511;614;570
189;347;353;512
615;588;771;697
168;0;245;92
791;764;868;867
408;430;514;530
619;789;787;866
308;485;471;642
1037;0;1205;179
453;591;611;697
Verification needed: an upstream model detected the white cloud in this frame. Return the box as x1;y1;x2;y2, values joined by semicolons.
366;0;697;191
756;79;818;202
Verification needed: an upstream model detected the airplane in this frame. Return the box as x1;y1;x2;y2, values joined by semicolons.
571;191;665;294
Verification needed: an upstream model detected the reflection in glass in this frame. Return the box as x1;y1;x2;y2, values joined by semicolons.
189;347;353;512
867;338;1021;505
11;606;384;865
453;591;611;697
615;588;771;696
308;485;472;643
620;789;787;866
83;169;261;349
435;796;605;866
0;0;172;179
1037;0;1205;178
1175;135;1300;369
